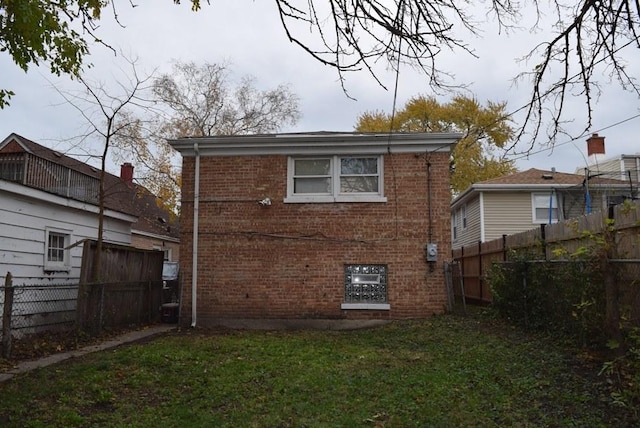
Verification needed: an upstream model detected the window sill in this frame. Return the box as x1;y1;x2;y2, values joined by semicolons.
44;266;71;273
341;303;390;310
284;195;387;204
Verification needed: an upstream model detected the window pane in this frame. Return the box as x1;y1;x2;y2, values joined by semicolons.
535;207;558;221
340;176;378;193
294;177;331;194
341;157;377;174
48;233;66;262
294;159;330;175
533;194;558;222
344;264;387;303
352;274;380;283
534;195;549;208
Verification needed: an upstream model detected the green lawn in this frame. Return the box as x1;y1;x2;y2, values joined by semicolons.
0;310;633;427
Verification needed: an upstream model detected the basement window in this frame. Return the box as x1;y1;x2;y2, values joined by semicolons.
285;156;386;203
341;264;390;310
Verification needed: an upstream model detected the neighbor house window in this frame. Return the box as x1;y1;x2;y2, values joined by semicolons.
153;245;171;261
285;156;386;203
452;210;458;240
461;204;467;229
0;156;24;182
341;264;390;310
44;228;71;271
532;193;559;224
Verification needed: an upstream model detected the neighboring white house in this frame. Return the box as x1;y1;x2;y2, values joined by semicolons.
576;154;640;187
450;168;632;249
574;133;640;187
0;133;183;336
0;133;138;286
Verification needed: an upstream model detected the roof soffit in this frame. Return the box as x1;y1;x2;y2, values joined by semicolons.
168;132;462;156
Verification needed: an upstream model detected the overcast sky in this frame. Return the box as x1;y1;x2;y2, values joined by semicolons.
1;1;639;177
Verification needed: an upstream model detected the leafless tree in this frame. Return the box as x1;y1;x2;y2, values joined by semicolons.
511;1;640;150
152;61;300;136
110;60;301;214
264;1;640;148
52;56;154;281
4;1;639;150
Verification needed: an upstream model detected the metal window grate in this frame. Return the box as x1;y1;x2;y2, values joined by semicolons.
344;264;388;303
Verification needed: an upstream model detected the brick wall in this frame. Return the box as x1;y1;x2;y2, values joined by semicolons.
179;151;452;325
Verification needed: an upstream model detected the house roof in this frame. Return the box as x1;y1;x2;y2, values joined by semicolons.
477;168;627;186
451;168;629;208
0;133;179;240
130;186;180;241
168;131;462;156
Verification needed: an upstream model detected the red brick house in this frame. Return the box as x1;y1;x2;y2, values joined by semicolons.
169;132;460;328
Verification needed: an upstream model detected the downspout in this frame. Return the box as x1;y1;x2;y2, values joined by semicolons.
191;143;200;327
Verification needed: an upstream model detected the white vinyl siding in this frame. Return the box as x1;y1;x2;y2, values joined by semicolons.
591;158;627;181
482;192;539;242
585;155;640;182
453;196;481;249
0;188;132;285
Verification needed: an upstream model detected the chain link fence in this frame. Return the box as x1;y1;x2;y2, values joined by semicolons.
1;283;78;336
2;275;167;358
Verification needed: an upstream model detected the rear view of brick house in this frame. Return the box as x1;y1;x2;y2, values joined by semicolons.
170;132;460;328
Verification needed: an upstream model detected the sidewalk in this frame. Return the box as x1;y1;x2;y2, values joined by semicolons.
0;324;176;383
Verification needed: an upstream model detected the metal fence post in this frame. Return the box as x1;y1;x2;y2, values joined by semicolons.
99;283;105;336
2;272;14;358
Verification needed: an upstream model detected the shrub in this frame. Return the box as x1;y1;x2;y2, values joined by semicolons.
488;252;606;345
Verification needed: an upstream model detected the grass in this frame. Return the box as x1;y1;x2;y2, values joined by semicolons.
0;309;634;427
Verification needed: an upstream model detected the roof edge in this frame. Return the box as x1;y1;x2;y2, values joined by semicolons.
168;132;462;156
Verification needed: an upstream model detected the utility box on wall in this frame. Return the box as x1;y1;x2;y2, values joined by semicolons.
425;243;438;262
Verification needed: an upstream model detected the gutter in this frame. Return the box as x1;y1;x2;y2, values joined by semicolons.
191;143;200;327
451;182;630;209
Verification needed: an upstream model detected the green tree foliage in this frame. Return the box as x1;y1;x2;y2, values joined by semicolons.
0;0;104;107
355;95;517;194
0;0;202;107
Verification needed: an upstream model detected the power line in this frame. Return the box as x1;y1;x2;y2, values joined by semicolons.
507;113;640;163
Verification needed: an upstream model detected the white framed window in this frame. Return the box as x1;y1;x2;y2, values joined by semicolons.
44;227;71;271
285;156;386;203
532;193;560;224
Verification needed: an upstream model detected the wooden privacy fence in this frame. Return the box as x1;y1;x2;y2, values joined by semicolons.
1;278;163;358
76;280;164;337
1;242;166;357
77;240;165;336
452;200;640;304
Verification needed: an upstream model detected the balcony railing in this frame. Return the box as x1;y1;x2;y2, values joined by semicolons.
0;152;99;205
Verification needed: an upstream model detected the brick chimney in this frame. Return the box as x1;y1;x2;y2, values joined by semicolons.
587;133;605;157
120;162;134;186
